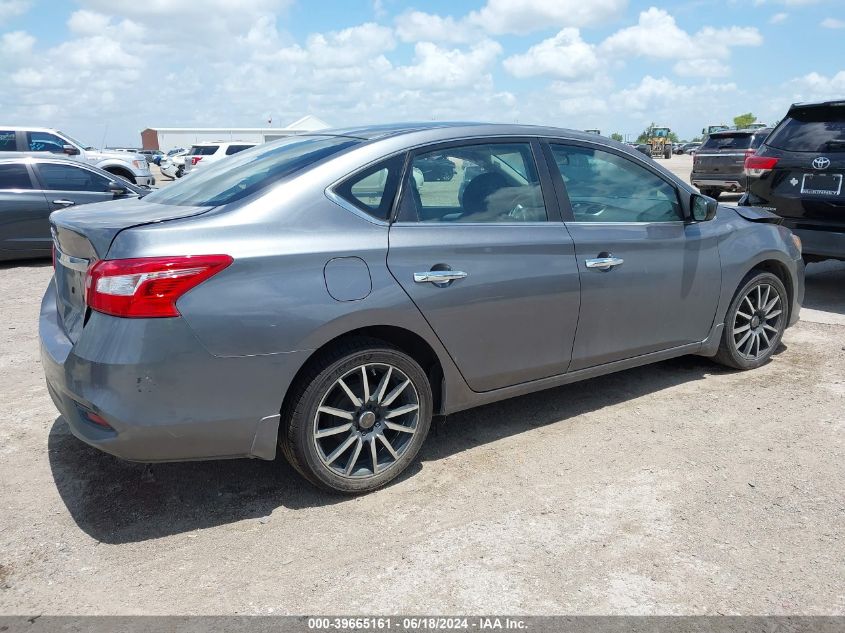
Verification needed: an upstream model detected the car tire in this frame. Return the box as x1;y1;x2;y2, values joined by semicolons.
713;271;788;370
280;337;433;494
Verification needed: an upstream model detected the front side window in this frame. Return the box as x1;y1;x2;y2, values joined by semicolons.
36;163;112;192
550;144;681;223
398;142;547;223
27;131;67;153
0;131;16;151
0;164;33;189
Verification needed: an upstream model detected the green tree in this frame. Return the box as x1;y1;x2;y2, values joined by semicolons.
733;112;757;129
610;132;624;142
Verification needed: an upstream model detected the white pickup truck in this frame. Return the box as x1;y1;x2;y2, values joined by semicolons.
0;126;155;186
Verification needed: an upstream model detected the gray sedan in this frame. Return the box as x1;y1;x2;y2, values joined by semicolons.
41;123;804;493
0;156;143;261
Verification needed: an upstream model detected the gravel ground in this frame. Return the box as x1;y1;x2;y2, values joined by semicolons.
0;155;843;615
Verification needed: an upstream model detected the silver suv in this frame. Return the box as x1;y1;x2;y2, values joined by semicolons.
182;141;256;174
0;127;155;186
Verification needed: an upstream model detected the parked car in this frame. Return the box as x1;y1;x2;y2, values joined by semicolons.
182;141;257;175
139;149;164;166
0;156;144;261
684;143;701;155
741;100;845;262
42;123;804;493
159;150;188;179
628;142;651;157
0;127;154;186
691;128;772;199
415;154;456;181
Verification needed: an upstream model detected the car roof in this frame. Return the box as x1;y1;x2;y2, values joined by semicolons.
710;128;772;136
0;126;61;133
300;121;623;144
191;141;257;146
789;100;845;111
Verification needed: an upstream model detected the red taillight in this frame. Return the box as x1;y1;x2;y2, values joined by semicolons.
190;156;202;165
745;154;779;176
85;255;233;318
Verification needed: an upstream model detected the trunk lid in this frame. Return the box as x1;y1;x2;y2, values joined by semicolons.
50;197;211;342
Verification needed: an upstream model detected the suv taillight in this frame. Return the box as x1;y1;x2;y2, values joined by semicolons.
191;156;203;165
745;155;779;177
85;255;233;318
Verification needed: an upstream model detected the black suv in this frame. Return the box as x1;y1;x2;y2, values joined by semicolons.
741;101;845;262
691;128;771;199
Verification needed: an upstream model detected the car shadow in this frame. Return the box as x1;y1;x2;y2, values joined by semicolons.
0;258;51;270
49;353;734;544
803;260;845;316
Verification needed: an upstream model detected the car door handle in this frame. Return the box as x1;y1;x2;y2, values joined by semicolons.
52;199;75;207
585;257;624;270
413;270;468;284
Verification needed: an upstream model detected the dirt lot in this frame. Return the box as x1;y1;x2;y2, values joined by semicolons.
0;156;843;615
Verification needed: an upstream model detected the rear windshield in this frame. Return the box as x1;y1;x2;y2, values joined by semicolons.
766;107;845;152
144;136;359;207
701;134;753;151
190;145;219;156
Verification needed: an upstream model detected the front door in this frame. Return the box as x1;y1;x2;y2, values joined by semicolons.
32;162;116;213
545;142;722;371
387;140;581;392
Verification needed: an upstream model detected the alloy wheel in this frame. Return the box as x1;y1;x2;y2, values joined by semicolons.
312;363;420;479
732;282;783;360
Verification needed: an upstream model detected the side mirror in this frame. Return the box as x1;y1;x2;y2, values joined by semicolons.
107;180;127;196
63;144;80;156
691;193;718;222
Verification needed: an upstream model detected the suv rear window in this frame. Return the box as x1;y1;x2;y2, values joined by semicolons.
190;145;219;156
701;133;753;151
766;106;845;152
225;144;253;155
0;131;16;151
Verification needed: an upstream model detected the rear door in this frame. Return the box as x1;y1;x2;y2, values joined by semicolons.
386;139;581;392
545;141;722;370
31;161;116;212
0;161;51;253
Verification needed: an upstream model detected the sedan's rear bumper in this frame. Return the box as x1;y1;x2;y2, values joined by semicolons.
39;280;309;462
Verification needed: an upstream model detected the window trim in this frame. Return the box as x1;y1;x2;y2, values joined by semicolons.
0;161;37;190
391;136;563;226
541;138;685;224
329;153;406;224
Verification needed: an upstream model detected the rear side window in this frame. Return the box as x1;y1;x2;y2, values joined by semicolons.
701;134;752;151
766;107;845;152
225;144;253;155
0;131;16;151
334;156;403;220
36;163;112;192
0;164;33;189
190;145;219;156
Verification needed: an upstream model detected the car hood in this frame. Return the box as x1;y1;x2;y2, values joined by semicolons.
88;149;144;162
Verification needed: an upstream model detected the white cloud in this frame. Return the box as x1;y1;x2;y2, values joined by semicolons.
787;71;845;101
395;11;479;44
468;0;628;35
503;29;599;80
390;40;503;90
769;12;789;23
0;30;34;57
0;0;29;24
821;17;845;28
600;8;762;77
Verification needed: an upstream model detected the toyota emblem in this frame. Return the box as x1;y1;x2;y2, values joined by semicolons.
812;156;831;170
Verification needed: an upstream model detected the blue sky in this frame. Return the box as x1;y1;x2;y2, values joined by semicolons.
0;0;843;146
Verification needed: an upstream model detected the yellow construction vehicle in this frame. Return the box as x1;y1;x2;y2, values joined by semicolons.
647;125;673;159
